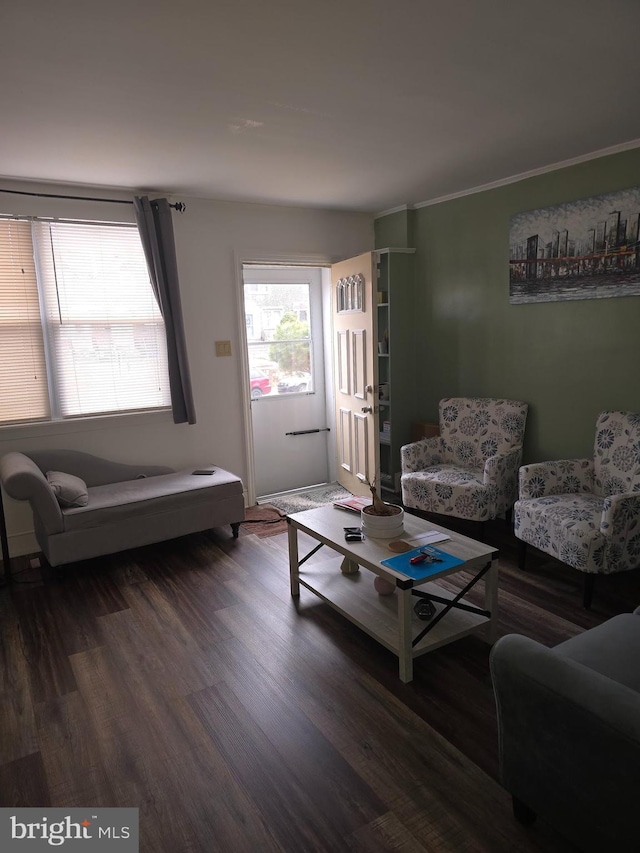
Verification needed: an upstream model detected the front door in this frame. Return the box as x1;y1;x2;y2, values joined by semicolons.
331;252;378;497
243;265;330;497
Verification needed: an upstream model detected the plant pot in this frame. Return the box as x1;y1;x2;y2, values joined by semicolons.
361;504;404;539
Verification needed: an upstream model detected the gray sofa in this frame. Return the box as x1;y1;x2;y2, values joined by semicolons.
490;609;640;852
0;450;245;567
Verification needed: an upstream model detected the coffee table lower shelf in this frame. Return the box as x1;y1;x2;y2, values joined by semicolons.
297;556;491;666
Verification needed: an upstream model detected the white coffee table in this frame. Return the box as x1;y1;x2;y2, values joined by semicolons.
287;505;499;682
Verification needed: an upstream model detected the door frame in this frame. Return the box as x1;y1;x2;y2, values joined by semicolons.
233;250;335;506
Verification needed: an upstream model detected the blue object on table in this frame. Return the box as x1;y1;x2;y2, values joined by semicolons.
381;545;464;580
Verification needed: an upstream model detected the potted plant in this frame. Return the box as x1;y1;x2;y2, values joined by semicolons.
361;479;404;539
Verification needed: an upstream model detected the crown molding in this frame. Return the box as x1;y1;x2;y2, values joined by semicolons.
372;139;640;216
375;247;416;255
373;203;413;220
413;138;640;209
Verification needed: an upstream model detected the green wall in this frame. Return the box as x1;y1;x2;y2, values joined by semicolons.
376;148;640;463
374;207;413;249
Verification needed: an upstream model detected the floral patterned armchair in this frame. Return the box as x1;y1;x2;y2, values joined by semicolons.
514;411;640;608
401;397;528;524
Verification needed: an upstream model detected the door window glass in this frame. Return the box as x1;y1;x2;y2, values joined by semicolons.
244;283;313;397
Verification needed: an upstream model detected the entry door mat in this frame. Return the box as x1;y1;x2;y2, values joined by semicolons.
263;483;352;516
239;505;287;538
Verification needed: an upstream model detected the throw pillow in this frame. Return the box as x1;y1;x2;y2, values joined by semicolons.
46;470;89;508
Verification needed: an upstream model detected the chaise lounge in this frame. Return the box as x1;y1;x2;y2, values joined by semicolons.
0;449;245;569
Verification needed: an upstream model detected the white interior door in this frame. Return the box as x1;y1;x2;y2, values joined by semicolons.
243;265;330;497
331;252;378;497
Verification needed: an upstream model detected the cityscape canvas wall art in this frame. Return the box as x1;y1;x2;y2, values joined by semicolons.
509;186;640;303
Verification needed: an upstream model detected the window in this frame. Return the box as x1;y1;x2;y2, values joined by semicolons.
243;282;313;396
0;217;170;426
336;273;364;312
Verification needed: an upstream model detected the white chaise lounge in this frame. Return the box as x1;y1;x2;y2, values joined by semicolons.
0;450;245;568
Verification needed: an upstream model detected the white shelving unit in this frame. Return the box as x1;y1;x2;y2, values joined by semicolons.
375;248;416;498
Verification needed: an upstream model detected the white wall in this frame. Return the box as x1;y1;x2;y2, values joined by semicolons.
0;179;373;555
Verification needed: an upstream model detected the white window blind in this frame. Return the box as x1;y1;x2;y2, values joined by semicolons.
33;221;171;418
0;219;50;424
0;216;171;426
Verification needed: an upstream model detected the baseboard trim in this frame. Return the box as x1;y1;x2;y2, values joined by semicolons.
6;530;38;558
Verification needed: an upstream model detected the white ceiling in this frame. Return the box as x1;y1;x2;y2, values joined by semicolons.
3;0;640;213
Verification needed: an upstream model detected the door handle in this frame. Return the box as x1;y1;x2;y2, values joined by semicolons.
361;406;373;413
365;384;373;393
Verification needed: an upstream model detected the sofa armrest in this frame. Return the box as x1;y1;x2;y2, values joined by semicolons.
518;458;594;499
483;447;522;486
483;447;522;512
0;452;63;534
400;437;444;473
601;493;640;569
490;634;640;849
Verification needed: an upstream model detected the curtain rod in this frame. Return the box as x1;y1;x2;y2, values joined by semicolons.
0;187;186;212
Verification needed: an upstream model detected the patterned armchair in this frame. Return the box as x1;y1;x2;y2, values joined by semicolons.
514;411;640;608
401;398;528;523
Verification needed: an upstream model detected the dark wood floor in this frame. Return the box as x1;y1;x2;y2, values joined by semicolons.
2;516;639;852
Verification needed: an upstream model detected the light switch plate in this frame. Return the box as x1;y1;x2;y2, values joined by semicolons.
215;340;232;357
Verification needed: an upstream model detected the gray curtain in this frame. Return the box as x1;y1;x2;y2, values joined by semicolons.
134;196;196;425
